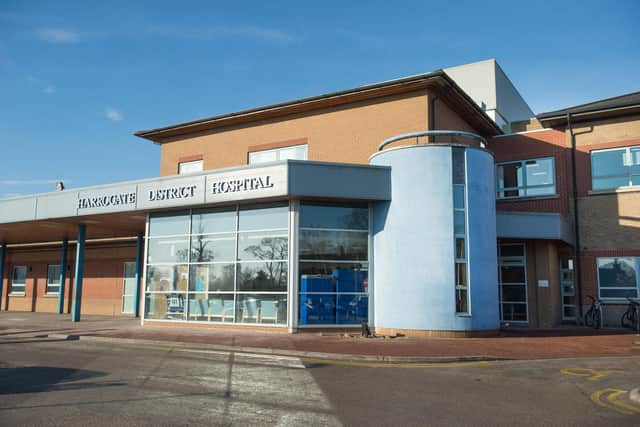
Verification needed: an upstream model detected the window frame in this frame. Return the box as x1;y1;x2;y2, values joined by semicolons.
595;256;639;300
248;144;308;165
177;159;203;175
496;156;556;200
590;145;640;191
46;264;62;295
498;243;528;323
10;265;27;295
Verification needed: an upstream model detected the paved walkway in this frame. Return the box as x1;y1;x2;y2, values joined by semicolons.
1;312;639;360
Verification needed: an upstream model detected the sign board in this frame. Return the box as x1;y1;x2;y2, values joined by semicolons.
538;279;549;288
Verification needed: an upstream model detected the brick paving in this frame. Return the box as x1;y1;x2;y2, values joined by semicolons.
1;312;639;360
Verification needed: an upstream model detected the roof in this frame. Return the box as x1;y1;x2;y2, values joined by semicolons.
135;70;502;142
537;91;640;126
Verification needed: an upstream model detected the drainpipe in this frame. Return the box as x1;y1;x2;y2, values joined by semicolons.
429;95;438;143
568;113;584;322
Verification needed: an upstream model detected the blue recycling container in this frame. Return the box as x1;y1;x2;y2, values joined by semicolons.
299;293;336;325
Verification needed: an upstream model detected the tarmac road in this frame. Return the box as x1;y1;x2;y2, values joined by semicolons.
0;334;639;426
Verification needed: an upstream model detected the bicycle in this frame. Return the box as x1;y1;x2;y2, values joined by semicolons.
621;297;640;332
584;295;603;329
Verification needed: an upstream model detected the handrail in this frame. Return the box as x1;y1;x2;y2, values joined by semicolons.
377;130;487;151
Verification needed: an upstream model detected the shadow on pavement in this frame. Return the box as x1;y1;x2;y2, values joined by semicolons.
0;366;124;394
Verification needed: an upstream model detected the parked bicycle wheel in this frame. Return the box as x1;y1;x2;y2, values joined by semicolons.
621;309;638;330
593;308;602;329
584;308;594;327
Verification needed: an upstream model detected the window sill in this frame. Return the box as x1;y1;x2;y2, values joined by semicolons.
497;194;559;203
588;187;640;196
8;292;25;297
455;313;472;318
44;293;59;298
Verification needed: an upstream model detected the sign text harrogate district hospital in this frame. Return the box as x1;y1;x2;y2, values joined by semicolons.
210;176;274;194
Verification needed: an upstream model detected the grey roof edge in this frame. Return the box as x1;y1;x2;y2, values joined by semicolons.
0;160;389;204
135;70;502;140
537;90;640;121
492;60;535;117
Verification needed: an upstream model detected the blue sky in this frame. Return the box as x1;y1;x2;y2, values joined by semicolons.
1;0;638;197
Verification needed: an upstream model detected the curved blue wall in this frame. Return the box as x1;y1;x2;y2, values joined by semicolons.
369;145;499;332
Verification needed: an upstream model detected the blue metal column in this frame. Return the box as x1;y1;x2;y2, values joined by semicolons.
57;238;68;314
71;225;86;322
133;232;143;317
0;242;6;311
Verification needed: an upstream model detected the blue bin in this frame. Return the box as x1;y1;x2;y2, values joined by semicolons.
333;269;368;293
336;294;368;324
300;275;334;293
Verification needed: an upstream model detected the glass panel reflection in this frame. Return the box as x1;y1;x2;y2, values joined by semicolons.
148;213;190;237
147;237;190;264
300;202;368;230
190;233;236;262
189;264;235;292
146;265;189;292
238;231;288;261
236;294;287;324
299;230;368;261
237;262;288;292
145;292;186;320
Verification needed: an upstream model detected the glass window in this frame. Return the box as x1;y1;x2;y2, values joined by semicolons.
145;203;289;325
11;265;27;294
496;157;555;199
591;146;640;190
299;202;369;326
46;264;62;294
191;208;236;235
248;144;307;165
597;257;638;299
238;203;288;231
148;212;190;237
300;202;368;230
498;244;527;322
178;159;203;175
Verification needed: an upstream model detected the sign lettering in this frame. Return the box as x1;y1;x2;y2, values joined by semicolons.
78;192;137;210
210;176;274;194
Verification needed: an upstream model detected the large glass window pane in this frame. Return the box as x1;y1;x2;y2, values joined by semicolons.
299;262;368;293
454;211;465;235
500;266;526;284
191;208;236;234
456;238;465;259
500;245;524;257
501;284;527;302
592;149;626;177
187;293;209;320
236;294;287;324
525;158;554;186
237;262;287;292
453;186;465;209
238;203;288;231
456;289;468;314
238;231;288;261
498;163;523;189
597;257;636;288
46;265;62;294
501;303;527;321
452;147;466;185
336;295;368;324
525;185;555;196
190;233;236;262
146;265;189;292
299;293;336;325
189;264;235;292
455;263;467;288
593;176;630;191
11;266;26;293
148;212;190;236
207;294;235;322
300;202;368;230
299;230;368;261
147;237;190;263
145;292;186;320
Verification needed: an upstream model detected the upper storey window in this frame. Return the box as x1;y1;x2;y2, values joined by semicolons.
591;146;640;191
178;159;203;175
249;144;307;165
496;157;555;199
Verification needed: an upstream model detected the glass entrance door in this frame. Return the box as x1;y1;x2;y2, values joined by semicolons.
560;258;576;321
122;262;137;314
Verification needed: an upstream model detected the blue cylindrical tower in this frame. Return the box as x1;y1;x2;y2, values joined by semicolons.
370;142;499;335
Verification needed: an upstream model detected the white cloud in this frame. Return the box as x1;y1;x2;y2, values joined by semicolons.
35;28;79;44
104;107;123;121
43;85;56;94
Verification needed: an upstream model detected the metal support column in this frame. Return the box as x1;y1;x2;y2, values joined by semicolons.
71;224;86;322
57;238;68;314
133;232;143;317
0;242;6;311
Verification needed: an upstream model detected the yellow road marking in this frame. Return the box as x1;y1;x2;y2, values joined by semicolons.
301;358;494;369
590;388;640;415
560;367;623;381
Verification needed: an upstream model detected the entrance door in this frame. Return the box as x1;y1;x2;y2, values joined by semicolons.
122;262;137;314
560;258;576;321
